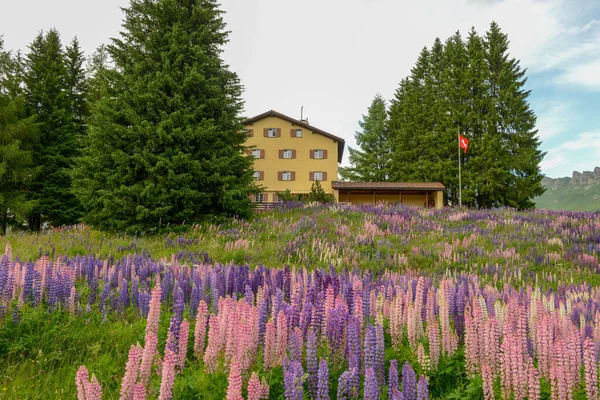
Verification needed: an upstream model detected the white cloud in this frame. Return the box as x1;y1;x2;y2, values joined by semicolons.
542;130;600;177
555;58;600;90
535;101;573;141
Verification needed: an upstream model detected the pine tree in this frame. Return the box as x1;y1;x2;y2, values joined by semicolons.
23;30;81;230
65;37;88;139
339;94;391;181
0;38;38;232
388;23;545;209
483;22;545;209
73;0;257;232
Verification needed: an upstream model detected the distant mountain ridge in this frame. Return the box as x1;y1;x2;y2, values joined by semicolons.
535;167;600;211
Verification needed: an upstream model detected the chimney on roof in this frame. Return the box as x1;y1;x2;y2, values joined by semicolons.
300;106;309;124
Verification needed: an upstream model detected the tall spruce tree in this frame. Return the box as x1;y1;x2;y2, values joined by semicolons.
483;22;545;209
0;38;38;232
388;23;545;209
65;37;88;139
73;0;257;232
340;94;391;181
23;30;81;230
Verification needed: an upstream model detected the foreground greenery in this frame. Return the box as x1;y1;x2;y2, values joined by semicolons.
0;205;598;399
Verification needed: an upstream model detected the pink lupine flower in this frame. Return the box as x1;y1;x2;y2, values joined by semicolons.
226;361;243;400
203;314;220;373
527;359;540;400
133;382;146;400
247;372;264;400
263;319;276;370
119;343;143;400
481;364;494;400
76;365;89;400
193;300;208;358
146;286;162;337
158;348;177;400
426;317;440;369
86;374;102;400
178;319;190;371
275;310;288;366
139;333;157;388
583;337;597;400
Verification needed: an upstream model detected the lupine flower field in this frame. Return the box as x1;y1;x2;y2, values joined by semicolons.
1;204;600;399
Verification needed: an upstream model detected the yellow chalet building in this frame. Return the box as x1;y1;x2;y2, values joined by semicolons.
243;110;445;208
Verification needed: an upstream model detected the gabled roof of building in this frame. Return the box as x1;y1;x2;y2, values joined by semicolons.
243;110;345;163
332;182;446;191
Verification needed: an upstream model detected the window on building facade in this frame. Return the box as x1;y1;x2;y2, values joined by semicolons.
282;171;292;181
313;149;324;159
282;149;293;159
313;171;324;181
253;171;261;180
295;129;302;137
252;149;262;158
267;128;278;137
254;193;266;202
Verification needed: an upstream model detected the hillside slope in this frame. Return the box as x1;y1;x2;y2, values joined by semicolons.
535;167;600;211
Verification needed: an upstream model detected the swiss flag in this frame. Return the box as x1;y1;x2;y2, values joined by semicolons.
459;134;469;153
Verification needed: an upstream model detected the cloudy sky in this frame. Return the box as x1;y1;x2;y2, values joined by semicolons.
2;0;599;178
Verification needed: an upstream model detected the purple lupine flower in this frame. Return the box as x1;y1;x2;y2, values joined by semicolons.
375;324;385;386
258;299;268;347
131;277;139;311
364;367;379;400
288;328;302;363
0;255;9;297
388;360;399;400
299;301;313;337
401;363;417;400
306;329;318;399
317;358;329;400
33;270;42;306
283;359;304;400
118;279;130;312
364;325;378;376
190;281;201;318
273;288;283;328
22;262;34;304
337;370;351;400
244;284;254;305
417;376;428;400
12;305;20;324
347;316;362;372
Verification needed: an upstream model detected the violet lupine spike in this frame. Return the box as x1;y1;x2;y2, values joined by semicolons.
388;360;399;400
283;359;304;400
337;370;351;400
401;362;417;400
364;325;378;377
364;367;379;400
119;343;143;400
416;376;428;400
317;358;330;400
306;329;318;399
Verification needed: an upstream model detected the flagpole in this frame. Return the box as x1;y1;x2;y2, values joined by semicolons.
458;129;462;207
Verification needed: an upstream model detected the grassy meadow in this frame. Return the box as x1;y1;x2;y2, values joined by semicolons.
0;203;599;399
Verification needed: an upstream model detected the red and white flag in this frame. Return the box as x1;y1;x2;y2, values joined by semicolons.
459;134;469;153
